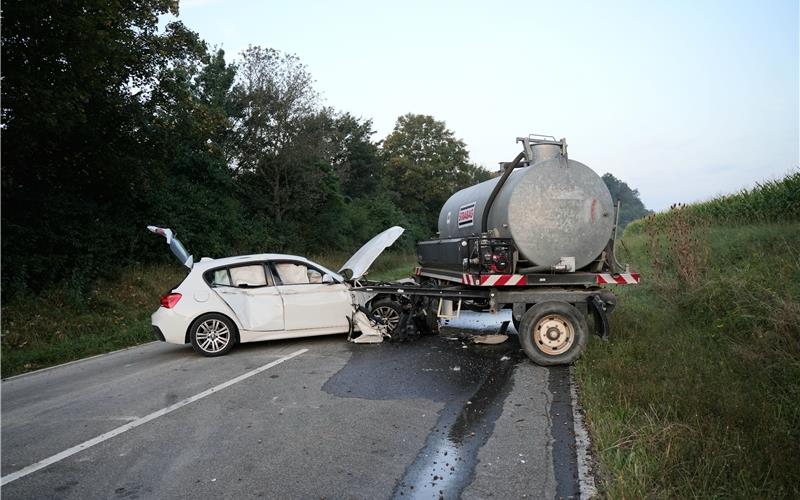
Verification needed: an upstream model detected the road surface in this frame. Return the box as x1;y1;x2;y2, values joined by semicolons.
1;312;589;499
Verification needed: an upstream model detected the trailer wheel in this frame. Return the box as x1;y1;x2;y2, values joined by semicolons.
518;301;588;366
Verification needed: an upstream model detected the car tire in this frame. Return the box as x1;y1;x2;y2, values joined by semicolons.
518;301;588;366
189;313;237;357
369;298;403;334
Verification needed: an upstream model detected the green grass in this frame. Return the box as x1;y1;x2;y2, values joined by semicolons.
575;222;800;498
1;264;187;377
1;254;417;378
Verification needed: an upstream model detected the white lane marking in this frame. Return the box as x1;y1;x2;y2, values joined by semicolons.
1;348;309;486
570;367;598;499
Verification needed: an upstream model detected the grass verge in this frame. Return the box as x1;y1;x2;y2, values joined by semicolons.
575;222;800;497
1;254;417;378
1;264;186;377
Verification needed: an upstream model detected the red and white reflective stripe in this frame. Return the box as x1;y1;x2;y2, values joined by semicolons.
462;274;477;285
596;272;640;285
414;267;422;276
479;274;528;286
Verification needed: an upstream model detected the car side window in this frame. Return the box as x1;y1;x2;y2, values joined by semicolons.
307;268;323;284
274;262;326;285
229;265;269;287
274;262;309;285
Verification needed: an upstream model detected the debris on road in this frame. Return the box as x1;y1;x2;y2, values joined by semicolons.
472;334;509;345
347;308;387;344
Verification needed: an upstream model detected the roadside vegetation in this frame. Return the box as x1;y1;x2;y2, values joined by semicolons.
2;265;185;377
0;0;482;376
576;171;800;497
1;1;488;302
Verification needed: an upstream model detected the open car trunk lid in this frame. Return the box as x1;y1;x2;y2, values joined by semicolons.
339;226;404;280
147;226;194;268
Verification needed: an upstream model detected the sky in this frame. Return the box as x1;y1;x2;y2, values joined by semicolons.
171;0;799;211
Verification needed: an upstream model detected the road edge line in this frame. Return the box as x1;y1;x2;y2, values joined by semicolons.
3;342;158;382
0;348;309;486
570;367;599;499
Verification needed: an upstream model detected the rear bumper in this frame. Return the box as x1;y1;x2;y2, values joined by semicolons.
151;325;166;342
151;307;191;344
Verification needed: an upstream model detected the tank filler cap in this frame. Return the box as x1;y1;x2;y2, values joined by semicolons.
516;134;568;162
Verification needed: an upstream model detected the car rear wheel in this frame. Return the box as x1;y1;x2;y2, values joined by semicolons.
518;301;587;366
190;313;236;357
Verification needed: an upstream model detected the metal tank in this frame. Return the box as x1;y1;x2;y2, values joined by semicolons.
437;135;614;271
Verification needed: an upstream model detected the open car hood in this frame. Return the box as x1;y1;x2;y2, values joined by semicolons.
339;226;404;280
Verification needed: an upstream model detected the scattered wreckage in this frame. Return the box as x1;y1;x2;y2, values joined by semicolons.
149;134;639;365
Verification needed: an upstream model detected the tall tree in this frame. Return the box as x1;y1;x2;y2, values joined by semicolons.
382;114;490;229
601;173;652;229
1;0;219;292
329;113;383;199
140;47;247;259
229;46;321;226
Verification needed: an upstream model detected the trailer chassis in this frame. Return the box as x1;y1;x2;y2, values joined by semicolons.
353;283;616;342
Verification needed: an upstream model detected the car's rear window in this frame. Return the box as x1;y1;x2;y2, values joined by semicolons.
210;269;231;286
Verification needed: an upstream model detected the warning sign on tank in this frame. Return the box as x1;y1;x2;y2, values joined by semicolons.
458;202;476;228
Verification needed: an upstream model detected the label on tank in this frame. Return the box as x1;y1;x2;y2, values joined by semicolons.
457;202;476;228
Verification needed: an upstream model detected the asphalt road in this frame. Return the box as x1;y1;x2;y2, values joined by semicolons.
1;311;584;499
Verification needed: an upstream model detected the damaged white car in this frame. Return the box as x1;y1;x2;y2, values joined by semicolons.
149;226;405;356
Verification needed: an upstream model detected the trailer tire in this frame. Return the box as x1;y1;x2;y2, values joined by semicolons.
518;301;588;366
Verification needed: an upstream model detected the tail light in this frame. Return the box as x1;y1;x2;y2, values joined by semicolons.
160;293;182;308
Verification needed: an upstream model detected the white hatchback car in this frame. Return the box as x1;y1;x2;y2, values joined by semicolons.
149;226;404;356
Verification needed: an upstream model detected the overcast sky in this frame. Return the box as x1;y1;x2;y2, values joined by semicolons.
172;0;799;211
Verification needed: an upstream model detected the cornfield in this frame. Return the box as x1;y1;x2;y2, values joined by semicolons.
626;170;800;235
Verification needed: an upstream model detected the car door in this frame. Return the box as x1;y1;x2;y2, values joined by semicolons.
270;260;352;332
209;264;285;332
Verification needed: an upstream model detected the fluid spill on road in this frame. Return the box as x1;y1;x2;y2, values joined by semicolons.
323;312;525;499
391;344;523;500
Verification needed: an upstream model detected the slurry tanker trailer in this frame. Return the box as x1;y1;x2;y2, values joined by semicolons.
357;134;640;366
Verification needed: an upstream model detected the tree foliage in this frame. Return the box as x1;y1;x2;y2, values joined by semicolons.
602;173;652;229
0;1;648;298
1;0;217;293
382;114;491;229
225;47;407;252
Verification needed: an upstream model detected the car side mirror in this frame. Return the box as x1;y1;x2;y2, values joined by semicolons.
322;274;335;284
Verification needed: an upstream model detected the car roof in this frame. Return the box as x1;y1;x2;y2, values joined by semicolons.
191;253;312;271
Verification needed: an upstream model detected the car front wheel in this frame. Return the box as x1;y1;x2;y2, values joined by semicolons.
190;313;236;357
370;298;403;334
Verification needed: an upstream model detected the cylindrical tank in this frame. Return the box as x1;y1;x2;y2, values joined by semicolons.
438;154;614;270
